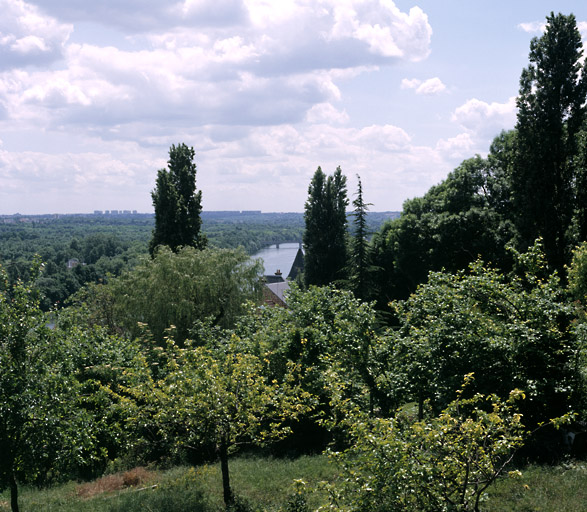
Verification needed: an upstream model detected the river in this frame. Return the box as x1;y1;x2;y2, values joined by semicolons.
253;242;302;277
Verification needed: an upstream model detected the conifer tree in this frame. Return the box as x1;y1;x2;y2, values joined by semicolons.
349;175;371;300
303;166;349;287
149;143;206;256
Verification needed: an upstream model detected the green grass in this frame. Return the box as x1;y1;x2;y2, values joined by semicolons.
2;456;586;511
0;455;336;512
194;454;335;510
0;467;205;512
484;462;587;512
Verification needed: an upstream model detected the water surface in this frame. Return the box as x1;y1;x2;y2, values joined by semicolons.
253;242;302;277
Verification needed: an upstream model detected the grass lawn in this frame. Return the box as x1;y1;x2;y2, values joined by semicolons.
0;454;336;512
484;462;587;512
1;456;586;511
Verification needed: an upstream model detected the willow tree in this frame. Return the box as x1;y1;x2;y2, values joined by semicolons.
113;246;263;344
150;143;206;256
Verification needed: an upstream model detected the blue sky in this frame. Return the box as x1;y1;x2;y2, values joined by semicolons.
1;1;587;214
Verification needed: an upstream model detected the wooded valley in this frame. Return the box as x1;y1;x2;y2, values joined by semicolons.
2;11;587;512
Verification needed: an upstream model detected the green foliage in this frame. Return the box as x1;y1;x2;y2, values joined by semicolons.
0;212;391;310
370;150;515;304
326;375;528;512
514;12;587;273
55;314;153;478
303;167;349;287
0;216;151;310
348;175;372;301
385;244;585;434
568;241;587;302
0;264;90;511
150;143;206;255
234;285;386;447
574;129;587;243
103;246;263;344
146;333;312;507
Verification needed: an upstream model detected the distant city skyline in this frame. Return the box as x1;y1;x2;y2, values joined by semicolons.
1;1;587;215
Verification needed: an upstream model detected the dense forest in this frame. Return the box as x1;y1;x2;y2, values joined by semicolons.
1;12;587;512
0;210;396;311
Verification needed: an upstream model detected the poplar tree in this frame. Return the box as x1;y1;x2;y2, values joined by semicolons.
149;143;206;256
303;166;349;287
513;12;587;273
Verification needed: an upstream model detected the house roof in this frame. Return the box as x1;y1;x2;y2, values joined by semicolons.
266;281;290;304
287;248;304;280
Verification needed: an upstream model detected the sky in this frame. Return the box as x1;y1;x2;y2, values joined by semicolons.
1;1;587;214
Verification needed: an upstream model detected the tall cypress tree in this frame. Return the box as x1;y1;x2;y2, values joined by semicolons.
303;166;349;287
150;144;206;256
513;12;587;273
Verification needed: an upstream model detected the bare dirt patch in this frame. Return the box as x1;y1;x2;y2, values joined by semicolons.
76;467;155;499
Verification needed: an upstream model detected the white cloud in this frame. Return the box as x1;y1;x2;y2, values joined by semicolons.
0;118;456;213
436;133;475;160
0;0;72;69
517;21;545;34
11;35;48;54
356;124;411;151
451;97;517;138
401;78;420;89
0;141;161;213
305;103;349;124
0;1;442;213
401;77;446;95
1;0;432;135
326;1;431;60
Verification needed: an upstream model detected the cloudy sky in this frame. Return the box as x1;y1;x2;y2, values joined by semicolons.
1;0;587;214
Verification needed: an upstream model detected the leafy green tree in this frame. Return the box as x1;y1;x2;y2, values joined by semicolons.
513;12;587;273
370;151;514;305
568;241;587;302
386;244;585;434
233;285;387;444
303;166;349;287
0;265;81;512
149;336;310;508
109;246;263;344
54;307;153;477
573;128;587;242
150;143;206;255
326;374;531;512
0;263;154;512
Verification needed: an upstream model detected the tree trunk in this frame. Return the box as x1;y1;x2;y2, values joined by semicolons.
219;436;233;508
10;472;19;512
